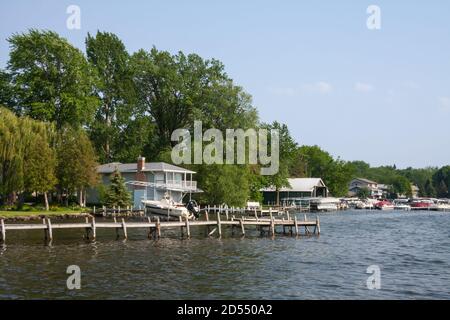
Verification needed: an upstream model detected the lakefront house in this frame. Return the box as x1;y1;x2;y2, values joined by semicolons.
86;157;201;209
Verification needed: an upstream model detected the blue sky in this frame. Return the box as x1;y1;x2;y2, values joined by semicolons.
1;0;449;168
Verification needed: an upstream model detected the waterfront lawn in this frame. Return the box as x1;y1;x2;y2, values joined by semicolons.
0;207;87;219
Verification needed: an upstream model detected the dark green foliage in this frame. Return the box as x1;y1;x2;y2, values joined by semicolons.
104;169;132;207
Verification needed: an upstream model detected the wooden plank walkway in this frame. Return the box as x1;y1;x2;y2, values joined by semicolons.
0;214;320;243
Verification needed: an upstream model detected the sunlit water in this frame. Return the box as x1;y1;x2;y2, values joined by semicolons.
1;210;450;299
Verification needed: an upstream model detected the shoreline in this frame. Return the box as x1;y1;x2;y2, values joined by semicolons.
0;211;91;222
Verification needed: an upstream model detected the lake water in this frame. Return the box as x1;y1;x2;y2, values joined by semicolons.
1;210;450;299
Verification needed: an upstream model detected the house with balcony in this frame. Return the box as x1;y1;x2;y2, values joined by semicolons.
86;156;201;208
348;178;383;198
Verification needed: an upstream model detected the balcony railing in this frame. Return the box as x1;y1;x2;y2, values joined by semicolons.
126;180;197;191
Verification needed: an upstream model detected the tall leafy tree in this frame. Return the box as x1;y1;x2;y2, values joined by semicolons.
56;126;99;206
22;119;57;210
0;107;24;205
433;166;450;198
260;122;298;205
7;29;99;129
0;70;14;109
131;47;257;152
86;31;144;162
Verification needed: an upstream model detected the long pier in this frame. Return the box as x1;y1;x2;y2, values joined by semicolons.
0;213;320;243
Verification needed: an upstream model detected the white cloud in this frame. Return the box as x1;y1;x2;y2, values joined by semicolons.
268;81;333;96
438;97;450;111
354;82;375;93
302;81;333;94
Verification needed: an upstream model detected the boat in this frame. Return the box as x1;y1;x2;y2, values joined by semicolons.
374;200;394;210
142;193;200;220
393;199;411;211
410;199;434;210
431;200;450;211
310;197;339;212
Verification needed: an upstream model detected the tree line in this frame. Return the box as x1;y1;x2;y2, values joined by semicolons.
0;29;449;209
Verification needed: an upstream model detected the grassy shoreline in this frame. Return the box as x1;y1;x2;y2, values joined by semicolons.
0;210;90;221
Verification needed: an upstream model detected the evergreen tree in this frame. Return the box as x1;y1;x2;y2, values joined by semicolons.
104;169;131;207
424;179;436;197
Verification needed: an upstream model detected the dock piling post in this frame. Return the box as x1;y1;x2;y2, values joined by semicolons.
147;217;152;239
84;217;90;239
121;218;128;239
1;219;5;242
185;217;191;238
270;217;275;237
46;218;53;242
91;217;96;240
217;210;222;238
316;216;320;234
156;217;161;238
240;218;245;236
294;216;299;236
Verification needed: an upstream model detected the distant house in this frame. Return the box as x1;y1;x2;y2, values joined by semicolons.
411;185;420;198
261;178;329;205
86;157;201;208
349;178;383;198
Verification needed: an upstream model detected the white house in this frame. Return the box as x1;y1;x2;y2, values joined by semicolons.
261;178;329;204
87;157;202;208
348;178;383;198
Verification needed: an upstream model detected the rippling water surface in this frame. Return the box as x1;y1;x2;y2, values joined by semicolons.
1;210;450;299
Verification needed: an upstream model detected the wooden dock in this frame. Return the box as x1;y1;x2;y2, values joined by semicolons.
0;213;320;243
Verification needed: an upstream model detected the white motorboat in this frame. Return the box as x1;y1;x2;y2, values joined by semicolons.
431;200;450;211
393;199;411;211
142;194;198;220
310;197;339;212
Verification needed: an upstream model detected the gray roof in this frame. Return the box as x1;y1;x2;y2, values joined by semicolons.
261;178;327;192
352;177;378;185
97;162;196;174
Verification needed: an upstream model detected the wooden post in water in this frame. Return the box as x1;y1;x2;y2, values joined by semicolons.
156;217;161;238
304;214;310;234
185;217;191;238
121;218;128;239
239;218;245;236
147;217;152;239
84;217;90;239
217;211;222;237
269;207;273;221
46;218;53;242
316;216;320;234
91;217;96;240
1;219;5;242
270;217;275;237
294;216;299;236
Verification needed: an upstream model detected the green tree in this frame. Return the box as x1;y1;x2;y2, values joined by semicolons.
131;47;258;152
193;164;251;207
423;179;437;197
0;107;24;205
22;118;57;210
260;122;297;205
7;29;99;129
56;127;99;206
104;169;132;207
86;31;145;162
357;187;371;199
432;166;450;198
0;70;14;109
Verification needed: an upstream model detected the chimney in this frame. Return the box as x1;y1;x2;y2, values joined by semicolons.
137;156;145;172
136;156;146;188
